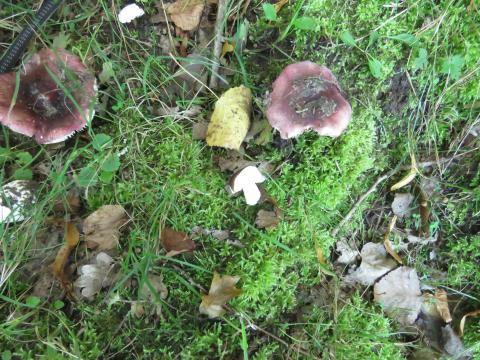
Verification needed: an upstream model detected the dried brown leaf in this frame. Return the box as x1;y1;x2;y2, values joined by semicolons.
167;0;205;31
434;288;452;324
374;266;422;325
383;216;403;264
74;252;115;300
344;242;397;286
255;210;280;229
83;205;128;250
139;274;168;316
459;309;480;337
199;271;241;318
161;227;196;256
192;121;209;140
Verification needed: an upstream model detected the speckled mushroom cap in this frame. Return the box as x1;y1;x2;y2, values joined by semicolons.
266;61;352;139
0;48;96;144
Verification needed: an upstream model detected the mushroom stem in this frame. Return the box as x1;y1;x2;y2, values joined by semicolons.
242;182;261;206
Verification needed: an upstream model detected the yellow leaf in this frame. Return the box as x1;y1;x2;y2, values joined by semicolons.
221;41;235;57
199;272;241;318
206;86;252;150
391;154;418;191
315;244;326;265
383;216;403;264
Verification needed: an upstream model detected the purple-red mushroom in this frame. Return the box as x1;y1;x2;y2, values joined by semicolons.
0;48;96;144
266;61;352;139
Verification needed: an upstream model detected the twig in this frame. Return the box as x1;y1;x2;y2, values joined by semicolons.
209;0;227;89
331;157;455;237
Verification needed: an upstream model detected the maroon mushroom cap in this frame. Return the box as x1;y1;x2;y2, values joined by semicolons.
266;61;352;139
0;48;96;144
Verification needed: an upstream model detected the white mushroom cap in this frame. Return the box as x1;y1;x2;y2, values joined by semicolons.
230;166;266;206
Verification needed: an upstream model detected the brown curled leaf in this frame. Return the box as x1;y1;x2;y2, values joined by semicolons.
434;288;452;324
161;227;196;256
383;216;403;264
52;222;80;291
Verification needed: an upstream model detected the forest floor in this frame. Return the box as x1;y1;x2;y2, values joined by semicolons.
0;0;479;359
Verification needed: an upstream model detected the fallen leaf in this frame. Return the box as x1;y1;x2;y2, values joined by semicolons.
221;41;235;57
374;266;423;325
391;154;418;191
190;226;243;247
344;242;397;286
245;119;273;145
74;252;115;300
315;244;327;265
216;156;256;173
206;86;252;150
192;121;209;140
383;216;403;264
335;239;359;264
459;309;480;337
131;301;145;318
434;288;452;324
167;0;204;31
255;209;280;229
52;223;80;289
83;205;128;250
418;190;430;237
199;272;241;318
161;227;196;256
275;0;289;12
391;192;414;217
138;273;168;316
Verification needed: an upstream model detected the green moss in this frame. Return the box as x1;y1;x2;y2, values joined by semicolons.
325;295;406;359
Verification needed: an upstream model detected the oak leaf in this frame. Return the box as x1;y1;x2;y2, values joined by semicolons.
167;0;204;31
199;272;241;318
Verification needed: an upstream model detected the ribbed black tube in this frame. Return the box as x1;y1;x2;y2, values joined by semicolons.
0;0;63;73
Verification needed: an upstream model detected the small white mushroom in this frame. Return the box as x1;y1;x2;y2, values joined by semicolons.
0;180;37;224
118;4;145;24
229;166;266;205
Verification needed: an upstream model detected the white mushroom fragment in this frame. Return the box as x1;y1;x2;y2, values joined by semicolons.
229;166;266;205
118;4;145;24
0;180;37;224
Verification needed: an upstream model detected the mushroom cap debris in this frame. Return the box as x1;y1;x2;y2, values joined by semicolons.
266;61;352;139
0;48;96;144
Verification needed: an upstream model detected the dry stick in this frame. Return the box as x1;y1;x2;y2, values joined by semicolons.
331;157;454;237
209;0;227;89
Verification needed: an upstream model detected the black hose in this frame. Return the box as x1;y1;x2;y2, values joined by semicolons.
0;0;63;73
